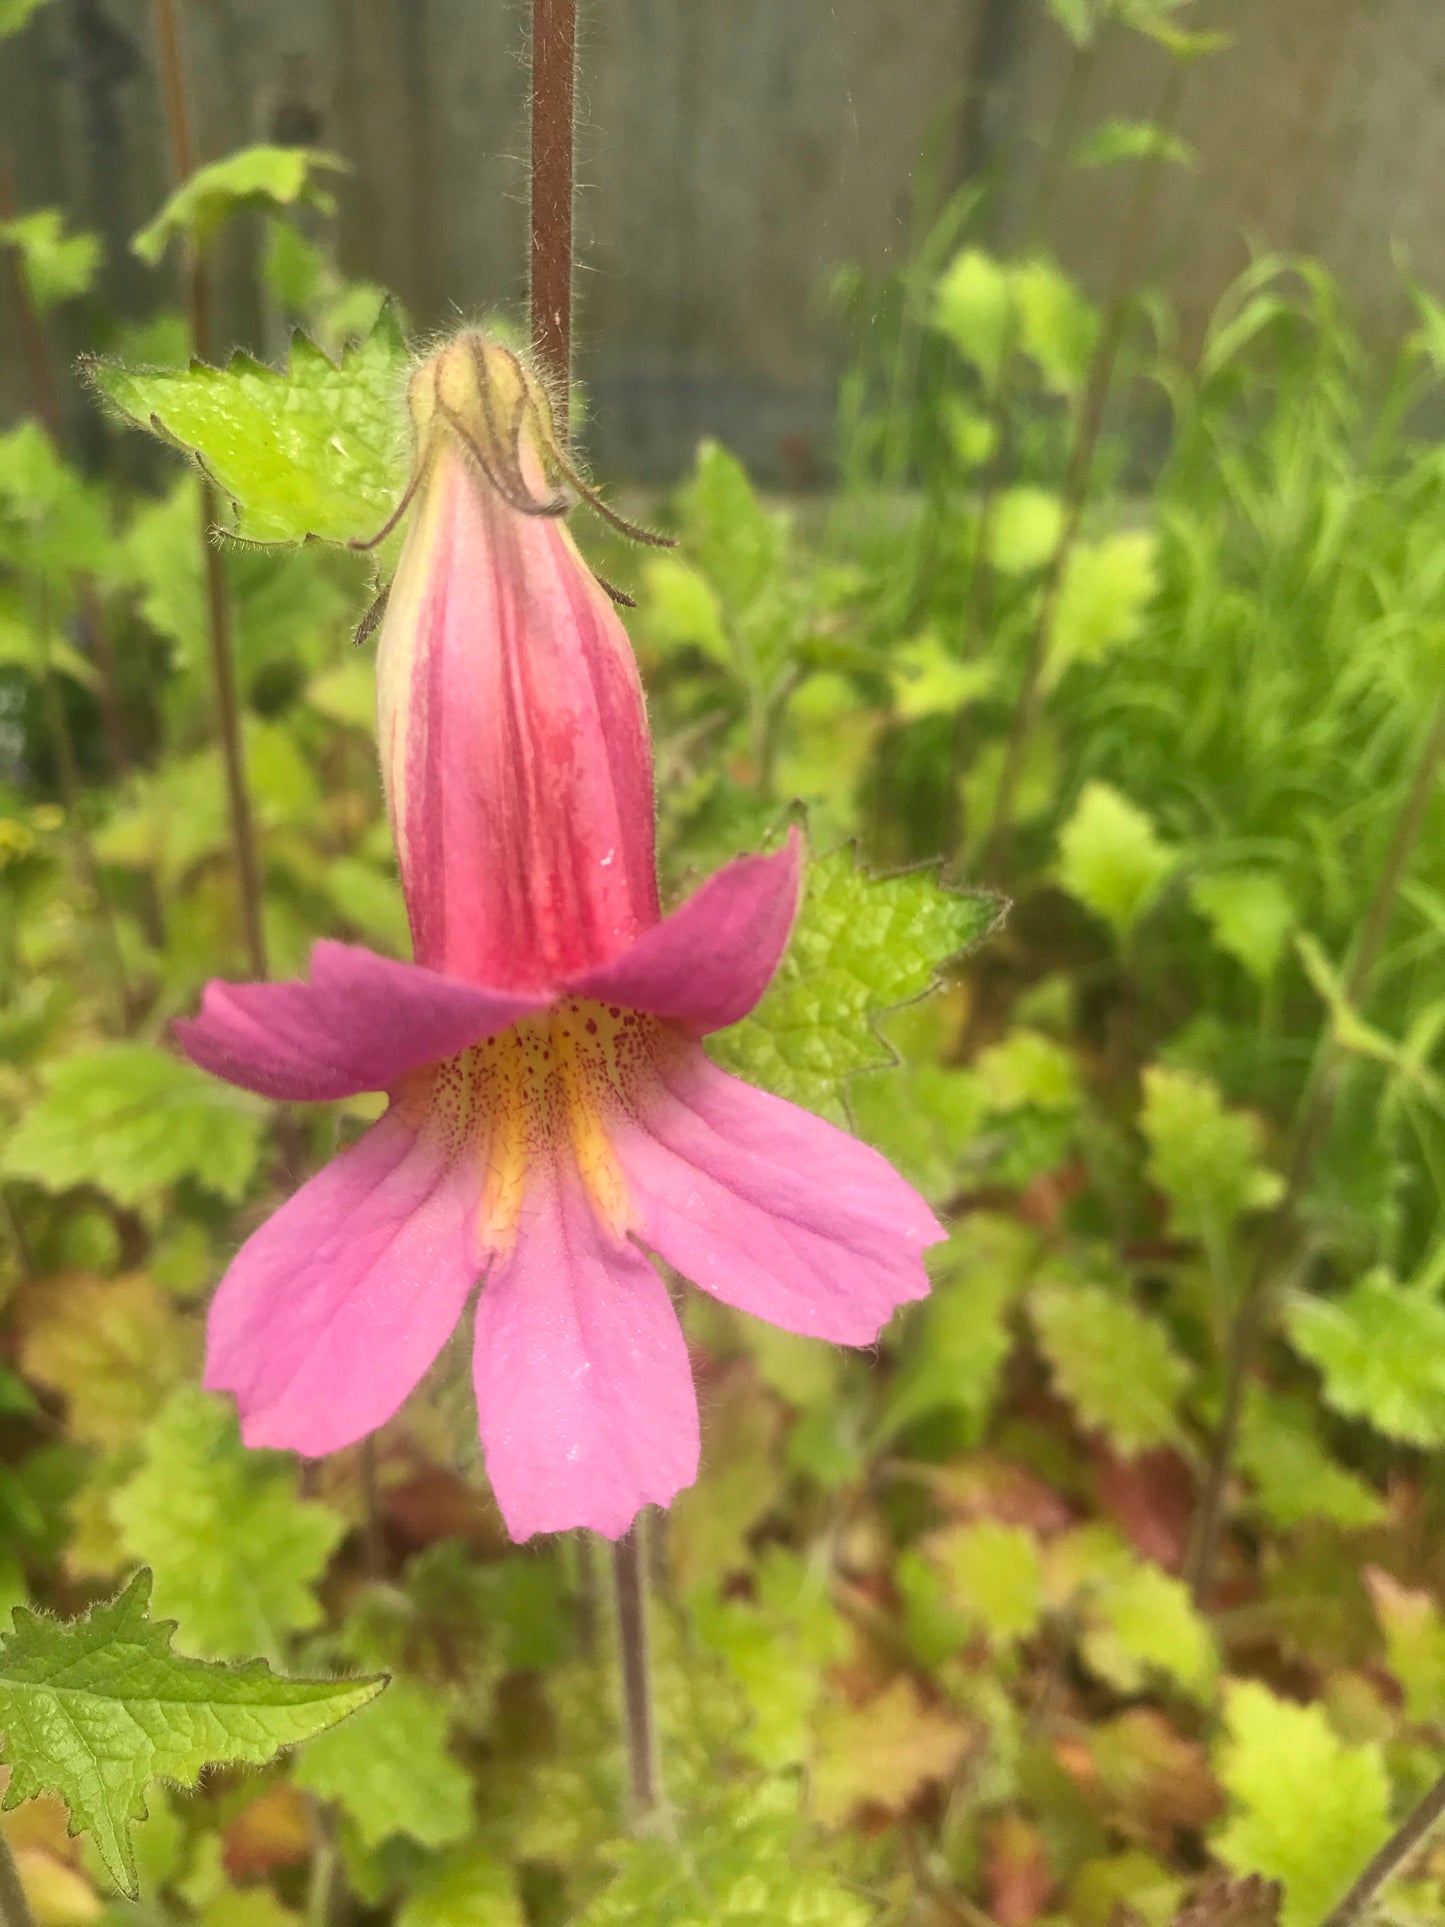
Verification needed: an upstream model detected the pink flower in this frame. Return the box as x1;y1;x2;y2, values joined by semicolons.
177;334;943;1542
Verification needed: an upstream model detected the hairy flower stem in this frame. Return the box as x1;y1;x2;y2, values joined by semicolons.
1322;1765;1445;1927
149;0;268;980
613;1526;660;1818
981;53;1191;880
1185;692;1445;1603
530;0;577;394
0;150;130;775
0;1831;36;1927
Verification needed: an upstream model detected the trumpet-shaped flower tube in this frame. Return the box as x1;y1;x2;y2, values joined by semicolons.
177;333;944;1542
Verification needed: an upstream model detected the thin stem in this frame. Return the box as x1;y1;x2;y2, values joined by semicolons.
612;1525;660;1819
981;53;1192;878
574;1531;599;1658
0;1184;35;1285
530;0;576;397
0;1830;36;1927
358;1436;385;1579
1185;693;1445;1603
148;0;267;979
1321;1766;1445;1926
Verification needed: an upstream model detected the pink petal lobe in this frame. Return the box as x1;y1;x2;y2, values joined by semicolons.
566;831;803;1034
376;443;659;991
205;1088;483;1456
175;941;548;1102
472;1159;698;1541
614;1046;944;1344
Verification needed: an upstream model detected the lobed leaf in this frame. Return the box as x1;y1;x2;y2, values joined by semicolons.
131;146;347;266
0;1569;381;1897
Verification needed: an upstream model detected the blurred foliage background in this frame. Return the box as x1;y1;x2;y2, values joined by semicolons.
5;0;1445;1923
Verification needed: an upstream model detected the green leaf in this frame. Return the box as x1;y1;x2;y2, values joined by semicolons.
1073;119;1195;170
131;146;346;265
0;210;102;309
1031;1273;1191;1454
1214;1680;1391;1927
990;488;1065;576
927;1520;1044;1643
1047;0;1097;45
1057;781;1177;939
879;1215;1038;1441
641;553;733;672
0;1569;381;1897
398;1845;523;1927
111;1390;345;1660
1236;1391;1384;1532
934;248;1014;384
1140;1064;1281;1244
1080;1558;1217;1700
1367;1570;1445;1724
1011;258;1099;397
89;308;410;546
889;631;996;721
2;1044;267;1206
294;1676;472;1849
1048;532;1158;682
1189;870;1296;984
1288;1271;1445;1445
0;0;49;36
709;847;999;1124
677;441;787;623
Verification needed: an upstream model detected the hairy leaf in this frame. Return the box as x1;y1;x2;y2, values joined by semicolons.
0;1570;380;1896
710;846;999;1125
1288;1271;1445;1446
1031;1273;1192;1454
1141;1065;1281;1243
90;308;409;546
294;1676;472;1850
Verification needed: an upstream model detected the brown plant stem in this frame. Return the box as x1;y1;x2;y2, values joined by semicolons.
574;1531;599;1657
149;0;267;979
1185;693;1445;1603
0;150;130;775
981;53;1192;879
1321;1765;1445;1927
0;1831;35;1927
530;0;577;395
0;1185;35;1286
612;1525;660;1818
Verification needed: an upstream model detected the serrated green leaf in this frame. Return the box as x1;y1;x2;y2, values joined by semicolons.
0;1569;380;1897
1078;1555;1217;1699
294;1676;472;1849
1031;1273;1191;1453
1141;1064;1281;1244
879;1214;1037;1441
1214;1680;1391;1927
1057;781;1177;939
990;488;1065;575
1073;119;1195;170
1236;1391;1383;1532
1288;1271;1445;1445
677;441;787;623
889;631;996;722
90;309;409;546
1011;257;1099;397
0;210;102;310
711;847;998;1123
1367;1570;1445;1724
111;1391;345;1661
131;146;346;265
1048;531;1158;683
934;248;1014;385
928;1519;1045;1643
1190;870;1296;984
3;1044;267;1206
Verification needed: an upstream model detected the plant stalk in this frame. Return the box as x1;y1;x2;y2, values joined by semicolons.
148;0;268;979
612;1525;660;1818
530;0;577;395
0;1831;36;1927
1321;1765;1445;1927
1185;692;1445;1602
981;52;1191;878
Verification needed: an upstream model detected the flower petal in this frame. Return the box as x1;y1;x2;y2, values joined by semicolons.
472;1159;698;1540
614;1047;943;1343
566;831;802;1034
205;1092;483;1454
176;941;547;1101
376;436;659;991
